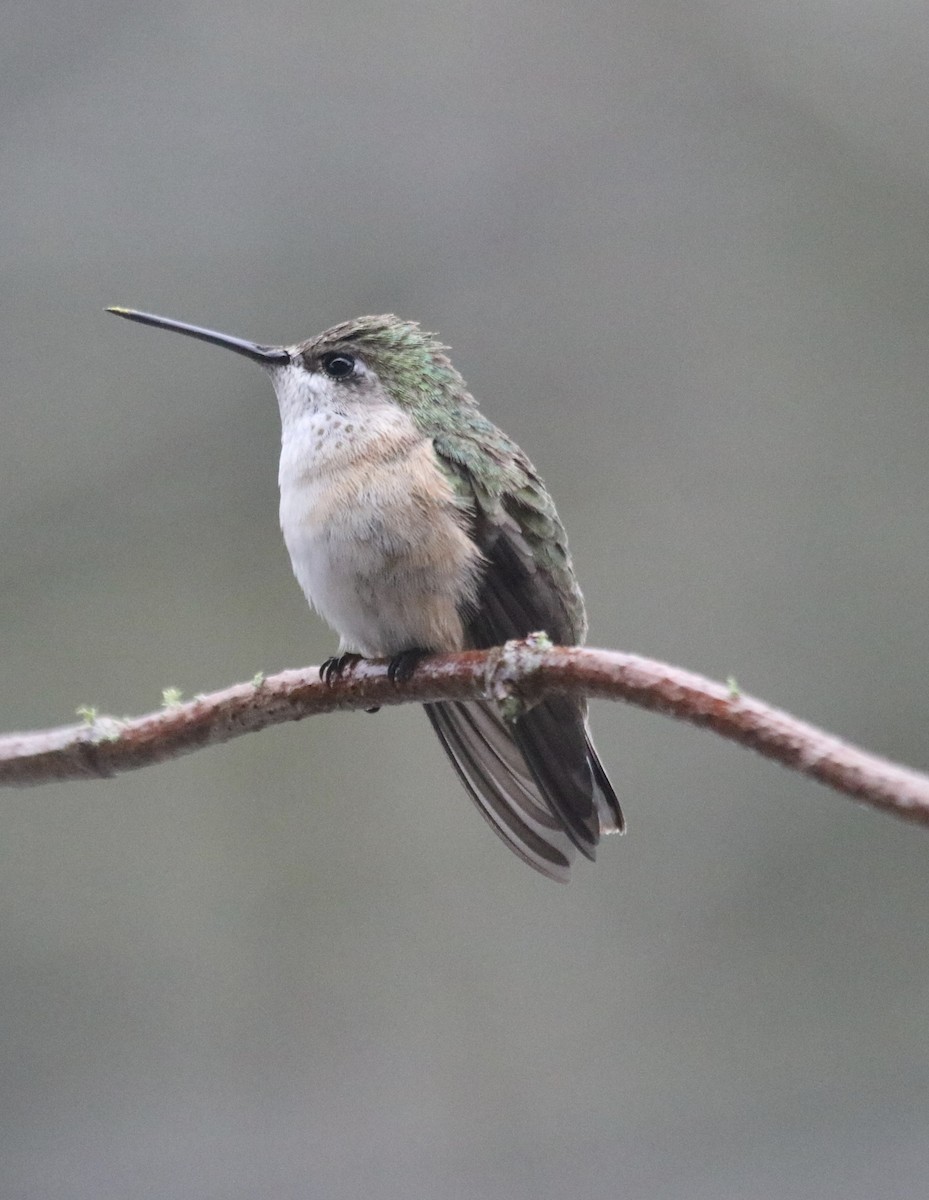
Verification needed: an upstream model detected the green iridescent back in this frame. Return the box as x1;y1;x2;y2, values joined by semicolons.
300;315;587;644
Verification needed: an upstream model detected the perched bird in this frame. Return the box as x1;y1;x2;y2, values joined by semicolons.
107;308;623;880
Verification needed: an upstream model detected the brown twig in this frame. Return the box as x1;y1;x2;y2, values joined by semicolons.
1;640;928;830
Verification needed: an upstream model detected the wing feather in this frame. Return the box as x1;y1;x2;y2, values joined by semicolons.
425;436;623;879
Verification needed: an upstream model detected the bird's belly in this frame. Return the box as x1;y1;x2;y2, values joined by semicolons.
279;477;477;658
282;520;403;656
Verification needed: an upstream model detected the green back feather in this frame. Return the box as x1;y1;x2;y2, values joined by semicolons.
303;315;587;639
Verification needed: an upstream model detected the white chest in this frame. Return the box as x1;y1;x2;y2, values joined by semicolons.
276;406;480;657
277;406;401;605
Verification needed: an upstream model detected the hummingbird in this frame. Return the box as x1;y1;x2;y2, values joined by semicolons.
107;306;623;881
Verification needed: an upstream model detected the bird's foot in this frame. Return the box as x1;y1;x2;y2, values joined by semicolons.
319;652;363;684
386;648;430;684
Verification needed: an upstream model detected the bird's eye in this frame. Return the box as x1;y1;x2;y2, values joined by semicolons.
321;352;357;380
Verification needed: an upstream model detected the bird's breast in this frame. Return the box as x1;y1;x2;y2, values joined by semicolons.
278;422;481;657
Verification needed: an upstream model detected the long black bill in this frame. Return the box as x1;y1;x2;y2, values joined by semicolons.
106;307;290;367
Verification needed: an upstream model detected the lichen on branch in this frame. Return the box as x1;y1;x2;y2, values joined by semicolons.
1;642;928;832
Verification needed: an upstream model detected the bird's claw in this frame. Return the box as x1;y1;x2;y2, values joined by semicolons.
320;647;428;690
386;648;429;684
319;652;363;684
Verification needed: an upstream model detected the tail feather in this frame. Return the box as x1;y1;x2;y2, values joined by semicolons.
425;695;622;882
426;700;574;881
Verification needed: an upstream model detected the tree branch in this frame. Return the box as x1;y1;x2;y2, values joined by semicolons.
1;639;927;830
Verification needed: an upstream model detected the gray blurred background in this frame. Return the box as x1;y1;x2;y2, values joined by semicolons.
2;2;929;1197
